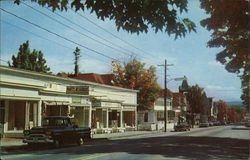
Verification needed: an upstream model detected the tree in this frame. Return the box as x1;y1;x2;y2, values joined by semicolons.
8;40;51;73
217;100;228;122
200;0;249;73
112;58;160;111
185;85;206;126
14;0;196;39
240;63;250;112
200;0;250;111
231;105;246;121
73;47;81;76
186;85;204;114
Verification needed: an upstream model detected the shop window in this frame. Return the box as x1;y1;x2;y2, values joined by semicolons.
8;101;25;130
144;112;148;122
70;107;89;127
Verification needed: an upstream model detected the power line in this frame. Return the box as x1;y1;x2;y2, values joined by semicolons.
1;20;111;66
0;7;119;62
21;2;129;58
44;7;135;58
72;9;156;59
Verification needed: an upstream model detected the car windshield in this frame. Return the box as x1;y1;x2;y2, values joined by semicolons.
42;118;65;126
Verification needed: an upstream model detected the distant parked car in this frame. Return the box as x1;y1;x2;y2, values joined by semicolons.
199;122;209;128
208;121;214;126
245;120;250;127
174;122;191;132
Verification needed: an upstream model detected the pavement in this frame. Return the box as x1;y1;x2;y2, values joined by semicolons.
0;130;165;147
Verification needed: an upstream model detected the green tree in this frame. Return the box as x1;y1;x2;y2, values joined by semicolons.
185;85;205;126
112;58;160;111
8;40;50;73
14;0;196;39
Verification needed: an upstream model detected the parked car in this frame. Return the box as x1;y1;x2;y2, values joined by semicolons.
245;120;250;127
208;121;214;126
23;116;91;147
174;122;191;132
199;122;209;128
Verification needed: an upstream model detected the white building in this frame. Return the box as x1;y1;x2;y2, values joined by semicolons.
0;66;138;137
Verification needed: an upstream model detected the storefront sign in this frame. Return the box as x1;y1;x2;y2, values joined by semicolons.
72;97;81;104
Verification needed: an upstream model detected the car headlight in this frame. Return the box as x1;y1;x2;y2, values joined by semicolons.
23;130;30;135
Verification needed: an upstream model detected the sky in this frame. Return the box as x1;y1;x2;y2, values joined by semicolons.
0;0;242;102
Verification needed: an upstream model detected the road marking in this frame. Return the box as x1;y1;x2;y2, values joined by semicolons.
71;153;112;160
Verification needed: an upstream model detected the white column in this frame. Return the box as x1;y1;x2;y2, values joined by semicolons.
88;105;92;128
120;109;123;128
4;100;9;133
106;109;109;128
25;101;30;129
135;109;137;130
33;102;38;126
37;100;42;126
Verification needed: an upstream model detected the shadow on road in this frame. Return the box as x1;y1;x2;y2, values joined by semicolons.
2;136;249;160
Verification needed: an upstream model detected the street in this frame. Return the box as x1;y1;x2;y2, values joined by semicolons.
1;125;249;160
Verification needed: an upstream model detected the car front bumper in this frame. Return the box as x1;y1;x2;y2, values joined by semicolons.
23;135;54;144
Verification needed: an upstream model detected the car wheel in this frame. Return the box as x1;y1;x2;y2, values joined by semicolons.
54;139;61;148
77;137;84;146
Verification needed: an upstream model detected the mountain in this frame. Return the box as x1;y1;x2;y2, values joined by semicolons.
226;101;243;107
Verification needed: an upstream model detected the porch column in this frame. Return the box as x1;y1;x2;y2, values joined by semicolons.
135;110;137;130
37;100;42;126
4;100;9;133
33;102;38;127
106;109;109;128
88;106;92;128
120;109;123;128
25;101;30;129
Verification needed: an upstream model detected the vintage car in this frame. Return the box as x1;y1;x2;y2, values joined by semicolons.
199;122;209;128
23;116;91;147
174;122;191;132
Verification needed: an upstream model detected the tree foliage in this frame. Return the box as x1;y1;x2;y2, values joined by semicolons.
200;0;249;73
8;40;51;73
186;84;205;114
217;100;228;122
240;63;250;112
112;58;160;111
14;0;196;39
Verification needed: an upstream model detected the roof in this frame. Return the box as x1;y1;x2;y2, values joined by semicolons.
173;92;185;97
73;73;113;85
0;65;138;93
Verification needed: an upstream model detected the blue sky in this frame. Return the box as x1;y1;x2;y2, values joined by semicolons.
0;0;242;102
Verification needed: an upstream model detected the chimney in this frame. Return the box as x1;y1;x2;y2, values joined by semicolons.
74;64;79;76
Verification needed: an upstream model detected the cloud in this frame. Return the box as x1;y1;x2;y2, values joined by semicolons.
208;61;223;67
205;85;236;91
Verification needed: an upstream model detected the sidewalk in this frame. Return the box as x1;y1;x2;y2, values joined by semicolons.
0;131;164;147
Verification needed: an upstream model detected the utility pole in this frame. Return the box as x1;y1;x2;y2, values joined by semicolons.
158;59;173;132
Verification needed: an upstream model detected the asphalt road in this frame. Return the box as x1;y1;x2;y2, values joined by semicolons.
1;125;249;160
